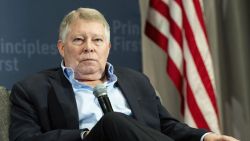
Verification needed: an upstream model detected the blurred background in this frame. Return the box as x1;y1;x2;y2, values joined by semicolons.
0;0;249;140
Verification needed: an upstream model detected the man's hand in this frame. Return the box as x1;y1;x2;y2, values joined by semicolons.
204;133;239;141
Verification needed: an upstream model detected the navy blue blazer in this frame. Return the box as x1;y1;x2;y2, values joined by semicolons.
9;67;206;141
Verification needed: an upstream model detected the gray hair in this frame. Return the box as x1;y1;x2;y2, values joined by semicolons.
59;8;110;42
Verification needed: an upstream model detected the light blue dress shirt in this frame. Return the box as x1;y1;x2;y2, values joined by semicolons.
61;62;132;130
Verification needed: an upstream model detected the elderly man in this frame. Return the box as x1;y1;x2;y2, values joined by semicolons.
9;7;238;141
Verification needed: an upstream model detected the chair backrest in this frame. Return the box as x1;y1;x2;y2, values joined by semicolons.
0;86;10;141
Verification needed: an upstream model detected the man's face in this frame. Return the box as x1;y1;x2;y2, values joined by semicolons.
57;19;111;81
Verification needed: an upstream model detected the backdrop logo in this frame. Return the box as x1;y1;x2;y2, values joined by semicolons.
0;57;18;72
0;38;58;72
111;20;140;52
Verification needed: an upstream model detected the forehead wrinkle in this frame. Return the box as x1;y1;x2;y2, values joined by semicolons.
67;22;106;39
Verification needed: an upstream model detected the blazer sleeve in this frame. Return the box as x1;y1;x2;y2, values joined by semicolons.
157;99;207;141
116;67;207;141
146;79;207;140
9;82;82;141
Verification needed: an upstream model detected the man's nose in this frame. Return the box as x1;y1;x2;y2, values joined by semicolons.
83;41;94;53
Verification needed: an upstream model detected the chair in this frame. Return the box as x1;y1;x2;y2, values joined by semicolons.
0;86;10;141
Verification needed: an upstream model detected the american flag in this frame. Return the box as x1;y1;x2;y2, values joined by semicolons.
145;0;220;133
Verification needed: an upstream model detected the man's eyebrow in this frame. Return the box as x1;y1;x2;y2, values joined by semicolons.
92;34;105;37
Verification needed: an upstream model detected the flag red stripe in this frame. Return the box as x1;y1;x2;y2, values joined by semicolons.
186;79;210;130
145;22;168;52
169;18;183;48
166;58;184;114
166;58;183;93
192;0;209;45
150;0;170;20
168;1;183;47
174;0;182;6
182;7;219;116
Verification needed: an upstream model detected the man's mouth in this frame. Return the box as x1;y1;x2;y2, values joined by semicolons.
81;58;97;62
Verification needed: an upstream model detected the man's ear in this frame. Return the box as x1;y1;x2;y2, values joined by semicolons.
57;40;65;57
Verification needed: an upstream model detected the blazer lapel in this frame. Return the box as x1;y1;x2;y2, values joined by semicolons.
48;69;79;129
116;76;145;123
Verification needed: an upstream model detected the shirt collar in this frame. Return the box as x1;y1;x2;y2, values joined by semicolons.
61;61;117;90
